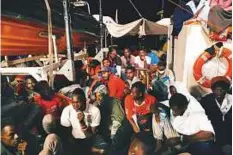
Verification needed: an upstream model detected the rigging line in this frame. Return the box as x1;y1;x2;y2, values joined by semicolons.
127;0;144;18
167;0;231;35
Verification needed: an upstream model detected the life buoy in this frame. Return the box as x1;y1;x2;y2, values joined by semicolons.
193;48;232;88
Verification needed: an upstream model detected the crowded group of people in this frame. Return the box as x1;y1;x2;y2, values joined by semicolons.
1;47;232;155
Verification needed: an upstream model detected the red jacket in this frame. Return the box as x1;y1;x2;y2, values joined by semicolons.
107;75;125;100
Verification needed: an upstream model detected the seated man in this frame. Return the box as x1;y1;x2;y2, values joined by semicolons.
1;120;27;155
135;49;151;69
93;85;125;141
150;104;181;154
125;66;140;89
154;61;175;87
107;48;122;76
200;76;232;155
124;81;156;134
34;81;68;120
60;88;105;154
168;93;223;155
89;67;126;100
18;76;37;102
121;48;136;69
102;58;117;74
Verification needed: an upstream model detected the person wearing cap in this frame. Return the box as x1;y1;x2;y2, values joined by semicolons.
200;76;232;155
98;67;125;100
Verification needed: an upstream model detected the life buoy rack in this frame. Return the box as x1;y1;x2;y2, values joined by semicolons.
193;47;232;88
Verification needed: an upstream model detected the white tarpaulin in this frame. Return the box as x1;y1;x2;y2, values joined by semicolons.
93;15;168;38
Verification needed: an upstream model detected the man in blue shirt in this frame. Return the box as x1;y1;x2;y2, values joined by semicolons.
147;50;160;65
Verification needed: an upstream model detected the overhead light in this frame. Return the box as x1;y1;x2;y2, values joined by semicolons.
73;1;86;7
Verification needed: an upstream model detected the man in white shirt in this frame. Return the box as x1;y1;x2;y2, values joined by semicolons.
167;93;223;155
134;49;151;69
154;61;175;87
126;66;140;88
60;88;104;154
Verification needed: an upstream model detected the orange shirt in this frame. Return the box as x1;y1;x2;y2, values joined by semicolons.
107;75;125;100
124;94;156;120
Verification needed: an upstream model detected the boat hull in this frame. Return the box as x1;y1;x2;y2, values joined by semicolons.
1;16;98;56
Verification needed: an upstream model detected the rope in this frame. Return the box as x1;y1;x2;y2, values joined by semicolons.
127;0;144;18
167;0;232;35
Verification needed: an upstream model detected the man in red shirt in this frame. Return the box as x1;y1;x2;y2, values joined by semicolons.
100;67;126;100
124;81;156;133
34;81;68;119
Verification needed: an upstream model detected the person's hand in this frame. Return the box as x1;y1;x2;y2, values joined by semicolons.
166;137;180;146
17;141;27;153
88;89;92;97
77;112;85;121
132;126;140;133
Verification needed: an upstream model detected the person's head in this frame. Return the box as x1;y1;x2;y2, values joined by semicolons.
123;48;131;58
42;114;56;134
94;85;108;103
35;81;53;101
211;76;230;101
131;81;146;101
169;93;189;117
24;76;36;91
157;61;167;74
89;59;101;69
102;58;111;67
108;48;117;59
128;132;156;155
100;67;111;80
71;88;86;112
139;49;147;60
1;120;19;148
126;66;136;81
169;85;177;96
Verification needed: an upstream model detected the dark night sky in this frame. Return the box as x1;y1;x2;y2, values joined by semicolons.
86;0;180;24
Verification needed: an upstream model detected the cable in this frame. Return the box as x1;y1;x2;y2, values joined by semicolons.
127;0;143;18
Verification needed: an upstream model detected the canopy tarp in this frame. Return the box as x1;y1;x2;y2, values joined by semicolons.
93;15;168;38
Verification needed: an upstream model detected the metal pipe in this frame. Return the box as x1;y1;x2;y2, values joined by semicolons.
99;0;104;49
63;0;74;60
86;2;91;15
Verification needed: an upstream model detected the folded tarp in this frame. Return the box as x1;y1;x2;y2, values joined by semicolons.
208;6;232;33
93;15;168;38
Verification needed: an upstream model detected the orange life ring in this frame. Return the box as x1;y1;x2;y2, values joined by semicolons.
193;48;232;88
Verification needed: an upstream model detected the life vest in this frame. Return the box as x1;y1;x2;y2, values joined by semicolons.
193;47;232;88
